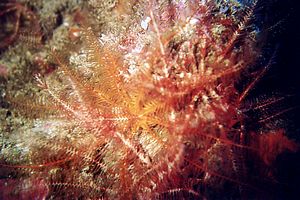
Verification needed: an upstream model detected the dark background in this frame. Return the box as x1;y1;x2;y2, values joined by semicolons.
253;0;300;199
275;0;300;198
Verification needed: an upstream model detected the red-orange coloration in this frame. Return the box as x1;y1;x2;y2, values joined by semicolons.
1;0;298;199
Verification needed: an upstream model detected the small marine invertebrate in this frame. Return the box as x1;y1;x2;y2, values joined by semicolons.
0;1;42;50
0;64;8;78
0;0;298;199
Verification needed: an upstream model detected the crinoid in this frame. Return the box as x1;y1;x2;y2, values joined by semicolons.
0;0;42;50
0;0;298;199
